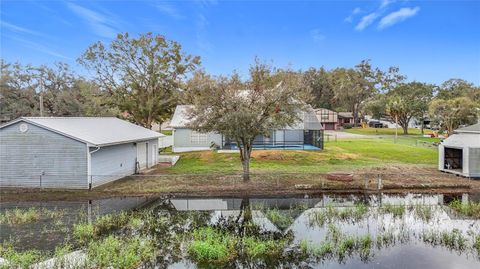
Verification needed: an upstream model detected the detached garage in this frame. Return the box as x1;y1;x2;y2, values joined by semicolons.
0;117;164;189
438;123;480;178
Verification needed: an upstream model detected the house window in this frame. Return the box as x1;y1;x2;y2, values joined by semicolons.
191;131;208;144
321;113;329;120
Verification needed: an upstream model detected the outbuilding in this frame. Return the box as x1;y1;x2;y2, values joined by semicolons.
438;123;480;178
0;117;164;189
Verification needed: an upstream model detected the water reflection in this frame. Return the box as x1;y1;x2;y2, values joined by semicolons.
1;193;479;268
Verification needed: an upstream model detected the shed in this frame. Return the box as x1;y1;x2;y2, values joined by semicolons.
0;117;164;189
438;123;480;178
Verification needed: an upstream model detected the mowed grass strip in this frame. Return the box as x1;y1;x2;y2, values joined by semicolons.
159;138;437;175
344;127;434;136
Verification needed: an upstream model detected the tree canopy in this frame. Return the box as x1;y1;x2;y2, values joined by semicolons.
78;32;200;129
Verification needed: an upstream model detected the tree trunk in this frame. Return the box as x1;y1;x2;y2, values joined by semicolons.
420;119;424;135
402;125;408;135
242;154;250;182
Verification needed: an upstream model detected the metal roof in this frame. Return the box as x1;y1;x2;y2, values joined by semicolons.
170;105;194;128
455;123;480;134
0;117;164;147
170;105;322;130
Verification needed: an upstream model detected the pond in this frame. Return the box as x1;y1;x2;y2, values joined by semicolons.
1;193;479;268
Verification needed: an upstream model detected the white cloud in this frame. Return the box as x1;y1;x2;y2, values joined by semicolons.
310;29;326;42
378;7;420;29
344;7;362;23
67;3;119;38
0;21;45;37
380;0;395;9
355;12;379;31
156;2;184;19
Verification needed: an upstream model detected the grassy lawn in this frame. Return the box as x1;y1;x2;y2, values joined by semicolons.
160;138;437;175
160;130;172;136
344;127;434;136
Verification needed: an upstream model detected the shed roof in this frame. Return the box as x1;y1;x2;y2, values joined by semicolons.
455;123;480;134
0;117;164;147
170;105;194;128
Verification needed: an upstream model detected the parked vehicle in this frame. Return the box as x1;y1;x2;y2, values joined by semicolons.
368;120;386;128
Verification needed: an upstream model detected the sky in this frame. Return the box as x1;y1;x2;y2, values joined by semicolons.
1;0;479;85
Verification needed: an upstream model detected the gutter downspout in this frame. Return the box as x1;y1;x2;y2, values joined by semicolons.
87;145;101;190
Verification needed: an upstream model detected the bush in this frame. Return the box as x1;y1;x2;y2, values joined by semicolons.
343;124;353;129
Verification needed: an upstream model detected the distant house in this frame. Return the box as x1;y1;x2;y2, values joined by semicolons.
438;123;480;178
0;117;164;189
170;105;323;153
315;108;338;130
337;112;355;127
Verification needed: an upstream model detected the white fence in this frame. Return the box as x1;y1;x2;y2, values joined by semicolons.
159;135;173;148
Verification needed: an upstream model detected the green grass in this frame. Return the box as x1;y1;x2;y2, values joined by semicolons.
159;138;437;175
344;127;434;136
448;200;480;218
160;130;172;135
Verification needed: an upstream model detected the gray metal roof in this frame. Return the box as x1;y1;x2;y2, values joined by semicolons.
170;105;322;130
455;123;480;134
1;117;164;146
338;112;353;118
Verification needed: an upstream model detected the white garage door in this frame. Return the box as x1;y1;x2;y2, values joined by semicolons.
137;142;148;169
151;143;158;167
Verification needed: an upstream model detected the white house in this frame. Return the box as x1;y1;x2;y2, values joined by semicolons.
438;123;480;178
170;105;323;153
0;117;164;189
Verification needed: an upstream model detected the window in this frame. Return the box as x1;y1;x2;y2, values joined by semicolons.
191;131;208;144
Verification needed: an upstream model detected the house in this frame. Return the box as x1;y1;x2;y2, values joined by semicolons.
0;117;164;189
337;112;355;127
438;123;480;178
170;105;323;152
315;108;338;130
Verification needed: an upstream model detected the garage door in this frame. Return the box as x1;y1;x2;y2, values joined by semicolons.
137;142;148;169
324;123;336;130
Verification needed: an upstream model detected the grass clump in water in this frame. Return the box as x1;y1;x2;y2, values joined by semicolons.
73;222;95;244
243;237;287;258
94;211;130;235
86;235;155;269
414;204;434;221
448;200;480;218
380;203;405;218
0;243;43;269
264;208;294;231
188;227;236;264
0;208;40;225
422;229;467;251
308;203;369;227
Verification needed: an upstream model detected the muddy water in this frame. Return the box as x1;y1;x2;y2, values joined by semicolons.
1;193;479;268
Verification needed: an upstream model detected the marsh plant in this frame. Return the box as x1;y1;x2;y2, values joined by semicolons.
0;242;43;269
422;229;468;252
0;207;66;225
413;204;434;222
308;203;368;227
448;200;480;218
379;203;406;218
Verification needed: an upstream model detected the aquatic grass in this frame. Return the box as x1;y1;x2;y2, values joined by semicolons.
86;235;155;269
376;230;396;248
73;222;94;244
0;243;43;269
448;200;480;218
188;227;237;264
422;229;468;251
308;203;369;227
243;237;287;258
0;208;40;225
94;211;130;235
380;203;405;218
414;204;434;221
264;208;294;231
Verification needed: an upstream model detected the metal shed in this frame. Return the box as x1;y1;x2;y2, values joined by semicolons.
0;117;164;189
438;123;480;178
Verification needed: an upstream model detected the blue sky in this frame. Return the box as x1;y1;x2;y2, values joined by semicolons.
1;0;479;85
